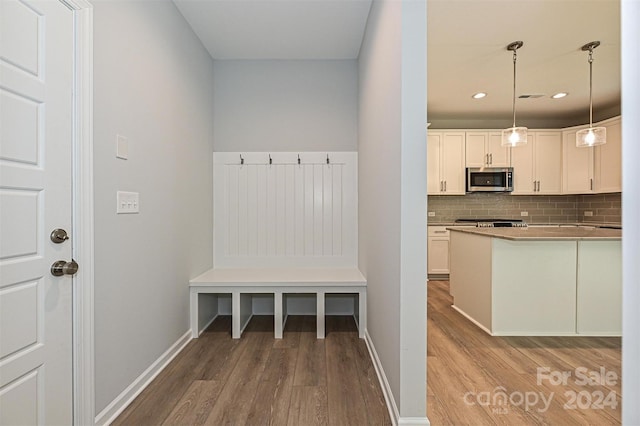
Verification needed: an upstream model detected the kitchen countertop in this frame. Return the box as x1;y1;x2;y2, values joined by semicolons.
429;222;622;229
447;226;622;241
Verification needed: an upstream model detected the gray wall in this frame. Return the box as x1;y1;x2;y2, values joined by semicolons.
358;0;427;418
93;1;214;412
427;192;621;224
212;60;358;152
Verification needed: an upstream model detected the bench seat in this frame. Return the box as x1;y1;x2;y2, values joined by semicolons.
189;268;366;340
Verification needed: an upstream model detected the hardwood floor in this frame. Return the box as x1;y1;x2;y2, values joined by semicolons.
113;315;391;426
427;280;622;426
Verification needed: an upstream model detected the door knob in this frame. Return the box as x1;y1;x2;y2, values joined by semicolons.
51;259;79;277
50;228;69;243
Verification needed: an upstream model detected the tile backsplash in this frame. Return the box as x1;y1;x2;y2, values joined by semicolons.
427;192;621;224
579;193;622;224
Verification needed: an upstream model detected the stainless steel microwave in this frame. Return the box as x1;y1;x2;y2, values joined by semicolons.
466;167;514;192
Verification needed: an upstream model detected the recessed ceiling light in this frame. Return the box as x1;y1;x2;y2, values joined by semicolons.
552;92;568;99
472;92;487;99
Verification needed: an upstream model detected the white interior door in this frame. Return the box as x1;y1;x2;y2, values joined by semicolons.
0;1;74;424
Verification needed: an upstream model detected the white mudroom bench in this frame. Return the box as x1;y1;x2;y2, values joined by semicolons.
191;152;365;340
189;267;366;339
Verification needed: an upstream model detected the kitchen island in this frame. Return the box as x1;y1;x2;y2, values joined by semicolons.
448;226;621;336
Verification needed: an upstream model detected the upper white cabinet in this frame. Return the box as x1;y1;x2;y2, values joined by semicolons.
562;116;621;194
594;117;622;193
465;132;511;167
427;131;465;195
511;131;563;194
563;126;594;194
428;117;620;196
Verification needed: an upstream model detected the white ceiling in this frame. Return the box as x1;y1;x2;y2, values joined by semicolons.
172;0;372;60
427;0;621;127
173;0;621;128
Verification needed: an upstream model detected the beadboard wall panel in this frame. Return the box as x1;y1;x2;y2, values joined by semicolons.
213;152;357;268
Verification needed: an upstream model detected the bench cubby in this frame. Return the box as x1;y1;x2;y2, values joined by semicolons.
190;268;366;339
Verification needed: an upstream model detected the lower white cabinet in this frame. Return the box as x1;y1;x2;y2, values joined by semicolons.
428;226;450;275
449;230;621;336
576;241;622;335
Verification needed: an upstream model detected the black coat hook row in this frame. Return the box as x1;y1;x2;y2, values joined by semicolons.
238;154;334;165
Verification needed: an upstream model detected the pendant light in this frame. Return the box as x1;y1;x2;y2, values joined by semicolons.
501;41;527;147
576;41;606;147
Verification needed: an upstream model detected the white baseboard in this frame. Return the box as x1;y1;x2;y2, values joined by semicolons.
364;330;400;425
451;304;493;335
94;330;192;426
364;330;430;426
398;417;430;425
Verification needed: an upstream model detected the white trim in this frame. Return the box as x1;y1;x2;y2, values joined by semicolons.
64;0;95;425
94;331;192;426
398;417;430;425
450;305;492;335
364;330;430;425
364;330;399;425
622;1;640;423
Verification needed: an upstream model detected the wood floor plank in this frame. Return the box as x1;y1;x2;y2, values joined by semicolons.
293;316;327;387
426;356;498;425
273;315;305;349
204;316;273;425
197;334;248;382
325;327;369;425
287;386;328;426
245;347;298;426
162;380;222;426
113;336;220;426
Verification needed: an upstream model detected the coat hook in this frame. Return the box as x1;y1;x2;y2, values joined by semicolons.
269;154;272;165
326;154;330;164
298;154;301;165
240;154;244;165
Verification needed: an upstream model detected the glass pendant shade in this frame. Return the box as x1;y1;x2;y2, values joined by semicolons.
502;127;528;147
576;126;606;147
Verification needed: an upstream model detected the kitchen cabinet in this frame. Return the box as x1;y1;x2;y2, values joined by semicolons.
511;131;562;194
427;131;465;195
562;126;594;193
427;226;450;275
449;228;621;336
594;116;622;193
562;116;621;194
576;240;621;335
465;131;511;167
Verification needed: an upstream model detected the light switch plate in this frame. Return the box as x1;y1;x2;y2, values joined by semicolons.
520;211;529;216
584;211;593;217
116;134;128;159
428;211;436;217
117;191;139;214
